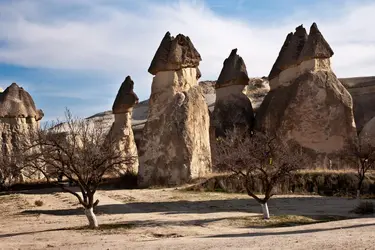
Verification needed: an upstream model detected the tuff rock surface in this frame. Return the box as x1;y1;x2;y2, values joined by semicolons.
108;76;139;174
269;25;308;90
268;33;293;81
279;25;308;70
340;76;375;133
213;49;254;136
112;76;139;114
138;33;211;187
0;83;44;181
298;22;334;62
257;23;357;169
148;32;202;75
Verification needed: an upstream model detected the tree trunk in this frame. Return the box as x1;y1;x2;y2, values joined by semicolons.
84;207;98;228
261;203;270;219
356;189;361;200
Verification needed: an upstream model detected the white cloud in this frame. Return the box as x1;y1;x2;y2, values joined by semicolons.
0;0;375;117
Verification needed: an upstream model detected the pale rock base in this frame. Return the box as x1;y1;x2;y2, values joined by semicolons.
108;112;139;174
138;68;212;187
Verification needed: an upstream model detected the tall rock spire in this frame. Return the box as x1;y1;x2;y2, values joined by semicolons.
298;22;334;63
112;76;139;114
108;75;139;174
148;32;202;75
268;32;293;80
279;25;308;70
216;48;249;88
139;31;211;187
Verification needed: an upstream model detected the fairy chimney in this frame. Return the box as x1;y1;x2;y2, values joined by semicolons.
108;76;139;174
213;49;254;137
138;32;212;187
256;23;357;169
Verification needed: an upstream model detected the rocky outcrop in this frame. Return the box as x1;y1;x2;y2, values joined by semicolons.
213;49;254;136
256;23;357;169
340;76;375;133
244;77;270;111
138;32;211;187
297;23;333;62
279;25;308;70
268;25;309;90
108;76;139;174
0;83;44;180
85;77;270;151
359;116;375;154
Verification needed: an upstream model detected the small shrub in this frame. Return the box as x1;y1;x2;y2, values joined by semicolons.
34;200;44;207
351;201;374;215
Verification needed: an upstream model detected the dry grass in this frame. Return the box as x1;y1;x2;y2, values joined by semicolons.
299;169;358;174
221;215;348;228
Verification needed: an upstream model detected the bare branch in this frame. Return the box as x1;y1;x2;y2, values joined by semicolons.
213;127;306;204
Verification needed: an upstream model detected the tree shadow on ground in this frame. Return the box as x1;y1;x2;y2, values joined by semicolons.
0;217;229;239
205;222;375;238
21;196;364;217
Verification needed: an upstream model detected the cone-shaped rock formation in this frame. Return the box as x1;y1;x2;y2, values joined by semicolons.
0;83;44;120
213;49;254;137
298;23;334;62
279;25;308;70
256;23;357;169
108;76;139;174
112;76;139;114
268;33;293;80
0;82;44;181
139;32;211;187
148;32;202;75
216;49;249;88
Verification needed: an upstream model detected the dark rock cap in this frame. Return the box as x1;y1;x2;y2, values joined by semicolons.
216;49;249;88
0;82;44;120
298;22;334;62
268;32;293;80
279;25;308;70
112;76;139;114
148;32;202;75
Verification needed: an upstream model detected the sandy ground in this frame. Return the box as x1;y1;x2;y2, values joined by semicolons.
0;187;374;250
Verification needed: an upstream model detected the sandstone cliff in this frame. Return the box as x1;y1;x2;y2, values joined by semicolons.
138;32;212;187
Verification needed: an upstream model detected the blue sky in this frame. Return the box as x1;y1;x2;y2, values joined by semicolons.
1;0;375;121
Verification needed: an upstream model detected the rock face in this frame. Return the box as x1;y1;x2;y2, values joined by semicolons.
359;116;375;153
257;23;357;169
108;76;139;174
148;32;202;75
340;76;375;133
213;49;254;136
0;83;44;180
138;32;212;187
244;77;270;112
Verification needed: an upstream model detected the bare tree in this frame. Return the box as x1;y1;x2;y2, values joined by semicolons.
0;151;23;190
213;128;305;219
25;109;136;228
351;134;375;199
0;136;29;190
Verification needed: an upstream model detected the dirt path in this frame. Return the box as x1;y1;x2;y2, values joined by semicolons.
0;188;374;249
